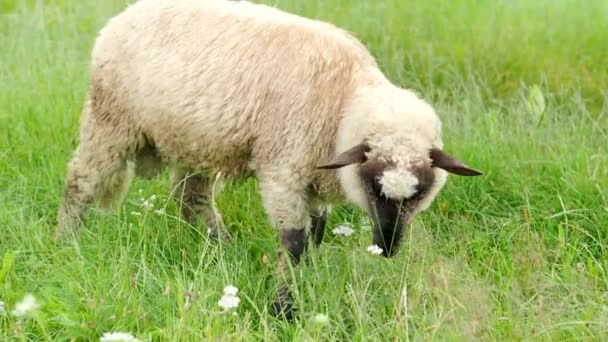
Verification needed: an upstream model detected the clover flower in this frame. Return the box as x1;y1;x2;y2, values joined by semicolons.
314;313;329;325
367;245;383;255
12;294;40;318
332;224;355;236
100;332;142;342
218;285;240;311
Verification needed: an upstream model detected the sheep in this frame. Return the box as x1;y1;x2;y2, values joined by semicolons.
56;0;482;319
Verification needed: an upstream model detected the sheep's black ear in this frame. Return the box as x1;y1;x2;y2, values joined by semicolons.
430;148;482;176
317;144;370;169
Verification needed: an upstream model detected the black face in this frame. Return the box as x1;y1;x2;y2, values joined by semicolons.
359;161;435;258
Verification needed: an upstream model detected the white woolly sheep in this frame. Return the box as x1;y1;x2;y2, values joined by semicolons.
56;0;482;319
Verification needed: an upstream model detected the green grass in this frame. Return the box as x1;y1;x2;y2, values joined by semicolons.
1;0;607;340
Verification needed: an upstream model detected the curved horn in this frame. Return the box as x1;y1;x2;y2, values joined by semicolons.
317;144;370;169
430;148;482;176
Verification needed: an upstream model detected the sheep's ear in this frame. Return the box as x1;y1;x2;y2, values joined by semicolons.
430;148;482;176
317;144;370;169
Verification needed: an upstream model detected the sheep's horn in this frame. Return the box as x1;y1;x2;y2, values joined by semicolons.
429;148;482;176
317;143;370;169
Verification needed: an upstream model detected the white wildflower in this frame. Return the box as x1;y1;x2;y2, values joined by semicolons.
0;300;5;315
223;285;238;297
12;294;40;318
313;313;329;325
218;294;240;311
139;194;158;212
218;285;240;311
154;208;166;216
332;224;355;236
130;211;142;216
367;245;383;255
100;332;142;342
140;200;154;211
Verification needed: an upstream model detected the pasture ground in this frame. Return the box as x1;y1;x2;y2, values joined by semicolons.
1;0;607;340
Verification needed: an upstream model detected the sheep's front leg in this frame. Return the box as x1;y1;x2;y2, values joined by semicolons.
259;177;310;320
308;196;328;247
275;228;307;319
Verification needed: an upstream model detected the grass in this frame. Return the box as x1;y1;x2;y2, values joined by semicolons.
1;0;607;340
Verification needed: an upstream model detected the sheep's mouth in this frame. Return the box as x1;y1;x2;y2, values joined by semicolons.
358;159;409;257
370;196;407;258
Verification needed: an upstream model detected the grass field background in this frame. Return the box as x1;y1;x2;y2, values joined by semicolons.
1;0;607;340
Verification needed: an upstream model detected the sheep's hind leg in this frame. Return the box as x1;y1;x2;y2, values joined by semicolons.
134;143;163;180
170;169;229;240
56;133;133;241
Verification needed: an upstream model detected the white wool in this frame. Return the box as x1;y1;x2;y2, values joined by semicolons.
379;169;419;199
54;0;462;320
58;0;450;247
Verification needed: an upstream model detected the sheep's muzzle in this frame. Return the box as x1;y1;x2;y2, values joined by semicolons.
370;196;407;258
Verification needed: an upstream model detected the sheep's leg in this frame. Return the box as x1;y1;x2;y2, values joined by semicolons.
258;177;311;320
56;139;131;240
308;195;328;247
98;162;134;210
134;143;163;179
309;209;327;247
274;227;307;320
170;169;228;239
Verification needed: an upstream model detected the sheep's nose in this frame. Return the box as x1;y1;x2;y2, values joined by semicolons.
382;246;398;258
373;233;402;258
377;241;400;258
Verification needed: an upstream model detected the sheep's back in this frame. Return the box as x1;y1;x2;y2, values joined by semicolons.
88;0;377;176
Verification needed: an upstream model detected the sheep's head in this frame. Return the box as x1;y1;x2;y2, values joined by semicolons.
318;142;481;257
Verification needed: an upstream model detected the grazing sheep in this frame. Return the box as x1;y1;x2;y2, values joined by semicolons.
56;0;482;319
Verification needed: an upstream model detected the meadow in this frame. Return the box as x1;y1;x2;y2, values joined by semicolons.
1;0;607;340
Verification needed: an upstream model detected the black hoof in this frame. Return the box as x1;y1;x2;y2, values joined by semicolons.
273;290;296;321
207;224;232;242
273;300;295;321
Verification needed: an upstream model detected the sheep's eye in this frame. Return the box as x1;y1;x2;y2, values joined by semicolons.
371;177;383;196
409;185;426;200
